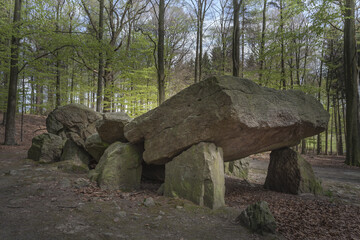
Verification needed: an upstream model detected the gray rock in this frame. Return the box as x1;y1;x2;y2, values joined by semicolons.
96;112;132;144
124;76;329;165
46;103;102;148
92;142;143;191
60;139;91;169
264;147;322;195
236;201;276;234
143;197;155;207
28;133;64;163
85;133;109;162
224;157;250;179
164;142;225;209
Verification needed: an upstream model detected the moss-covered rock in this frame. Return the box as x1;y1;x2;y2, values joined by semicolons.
85;133;109;162
96;112;132;144
92;142;143;191
164;142;225;209
27;133;64;163
60;139;91;171
236;201;276;234
224;157;250;179
264;147;322;195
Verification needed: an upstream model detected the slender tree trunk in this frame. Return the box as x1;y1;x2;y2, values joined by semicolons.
333;95;339;155
317;56;323;155
337;93;344;155
344;0;360;166
232;0;241;77
279;0;285;89
240;3;245;78
96;0;104;112
5;0;22;145
259;0;267;85
157;0;166;105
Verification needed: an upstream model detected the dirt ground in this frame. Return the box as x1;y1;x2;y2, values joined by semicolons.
0;113;359;240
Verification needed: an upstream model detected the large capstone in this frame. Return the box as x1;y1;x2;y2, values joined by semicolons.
264;147;322;195
124;76;329;165
27;133;64;163
46;103;102;148
164;142;225;209
90;142;143;191
96;112;132;144
85;133;109;162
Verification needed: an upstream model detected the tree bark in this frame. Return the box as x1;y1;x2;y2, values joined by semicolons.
258;0;267;84
5;0;22;145
344;0;360;166
279;0;285;89
96;0;104;112
232;0;241;77
157;0;166;105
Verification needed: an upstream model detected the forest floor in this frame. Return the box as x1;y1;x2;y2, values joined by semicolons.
0;113;359;240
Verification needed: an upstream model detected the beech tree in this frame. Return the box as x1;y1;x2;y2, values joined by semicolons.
4;0;22;145
343;0;360;166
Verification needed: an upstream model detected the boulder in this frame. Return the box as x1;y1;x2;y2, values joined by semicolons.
124;76;329;165
60;139;92;170
164;142;225;209
236;201;277;234
85;133;109;162
224;157;250;179
91;142;143;191
264;147;322;195
27;133;64;163
46;103;102;148
96;112;132;144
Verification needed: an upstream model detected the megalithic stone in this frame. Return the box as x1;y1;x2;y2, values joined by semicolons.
125;76;329;165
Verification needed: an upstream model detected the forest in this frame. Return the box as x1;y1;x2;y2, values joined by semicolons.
0;0;359;165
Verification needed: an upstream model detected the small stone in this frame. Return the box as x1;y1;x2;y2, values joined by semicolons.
59;178;72;188
176;205;183;209
117;211;127;217
155;215;162;221
74;178;90;189
143;197;155;207
159;210;165;215
113;217;120;222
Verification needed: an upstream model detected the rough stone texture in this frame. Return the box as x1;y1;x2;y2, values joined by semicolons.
27;133;64;163
124;76;329;165
264;148;322;195
60;139;91;170
96;112;132;144
236;201;277;234
141;163;165;182
164;142;225;209
91;142;143;191
224;157;250;179
85;133;109;162
46;103;102;148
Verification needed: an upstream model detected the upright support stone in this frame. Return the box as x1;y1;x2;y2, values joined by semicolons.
164;142;225;209
264;147;322;195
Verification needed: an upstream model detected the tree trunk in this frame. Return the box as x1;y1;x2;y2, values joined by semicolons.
344;0;360;166
258;0;267;84
157;0;166;105
96;0;104;112
317;54;323;155
279;0;285;89
232;0;241;77
5;0;22;145
337;92;344;155
240;3;245;78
